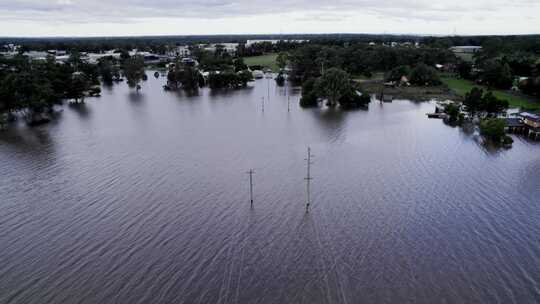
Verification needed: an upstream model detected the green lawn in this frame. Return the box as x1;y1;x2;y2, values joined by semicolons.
244;54;278;72
441;76;540;111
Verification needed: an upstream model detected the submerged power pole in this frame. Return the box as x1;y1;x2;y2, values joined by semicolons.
247;169;254;207
287;96;290;112
304;147;314;213
261;97;265;113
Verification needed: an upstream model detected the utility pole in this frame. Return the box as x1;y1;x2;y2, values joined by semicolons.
287;96;290;112
247;169;254;207
261;97;265;113
304;147;314;213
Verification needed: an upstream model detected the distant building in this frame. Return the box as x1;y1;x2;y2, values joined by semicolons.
181;57;198;67
85;51;121;64
178;46;191;57
200;43;239;55
24;51;49;61
450;46;482;54
245;39;308;47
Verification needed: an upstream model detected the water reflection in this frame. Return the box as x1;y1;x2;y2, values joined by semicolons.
68;102;91;120
128;91;146;103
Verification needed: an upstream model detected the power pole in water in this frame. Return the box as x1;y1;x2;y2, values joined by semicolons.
247;169;254;207
304;147;314;213
287;96;290;112
261;97;265;113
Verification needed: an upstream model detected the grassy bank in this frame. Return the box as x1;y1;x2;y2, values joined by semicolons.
359;81;459;101
441;76;540;111
244;54;278;72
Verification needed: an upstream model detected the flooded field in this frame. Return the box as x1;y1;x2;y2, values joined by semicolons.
1;74;539;303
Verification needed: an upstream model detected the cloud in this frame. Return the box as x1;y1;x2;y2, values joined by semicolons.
0;0;538;35
0;0;538;21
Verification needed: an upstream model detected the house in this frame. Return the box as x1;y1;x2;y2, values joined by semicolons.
520;112;540;128
505;117;525;133
519;112;540;139
181;57;198;67
400;76;410;86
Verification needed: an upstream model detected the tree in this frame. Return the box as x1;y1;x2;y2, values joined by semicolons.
315;68;350;107
480;59;513;89
519;76;540;96
457;61;472;79
207;71;252;89
123;55;145;92
444;103;462;123
276;52;289;70
299;78;319;107
97;58;118;84
338;89;371;108
233;58;248;72
463;87;484;117
385;65;411;82
275;72;285;86
0;71;57;124
67;72;90;103
481;91;508;116
409;63;441;86
480;118;507;143
180;66;201;91
237;70;253;86
68;51;83;69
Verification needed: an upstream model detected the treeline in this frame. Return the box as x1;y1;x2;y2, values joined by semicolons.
454;39;540;96
3;34;538;55
287;44;455;83
0;34;423;53
0;52;147;125
424;35;540;53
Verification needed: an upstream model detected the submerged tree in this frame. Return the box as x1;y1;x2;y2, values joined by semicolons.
276;52;289;70
123;55;145;92
315;68;350;107
463;87;484;117
482;91;509;116
299;78;319;107
480;118;508;144
67;72;90;103
275;72;285;87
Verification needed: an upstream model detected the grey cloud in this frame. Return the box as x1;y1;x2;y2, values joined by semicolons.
0;0;538;23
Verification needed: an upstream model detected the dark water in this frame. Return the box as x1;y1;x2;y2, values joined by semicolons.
1;73;539;304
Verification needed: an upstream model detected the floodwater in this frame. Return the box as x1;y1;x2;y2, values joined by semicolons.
1;73;539;304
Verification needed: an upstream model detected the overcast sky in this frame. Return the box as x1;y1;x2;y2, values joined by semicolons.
0;0;538;37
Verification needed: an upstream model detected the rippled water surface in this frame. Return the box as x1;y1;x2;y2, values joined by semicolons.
1;74;539;303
